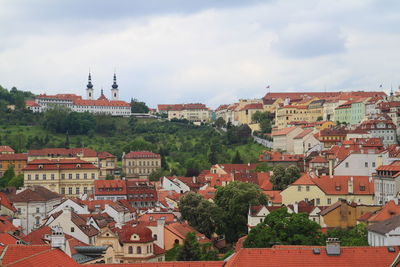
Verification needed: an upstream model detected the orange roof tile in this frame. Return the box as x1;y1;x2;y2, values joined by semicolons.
292;173;315;185
271;126;299;136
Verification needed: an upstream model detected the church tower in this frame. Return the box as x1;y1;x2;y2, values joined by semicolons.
111;73;119;101
86;72;94;100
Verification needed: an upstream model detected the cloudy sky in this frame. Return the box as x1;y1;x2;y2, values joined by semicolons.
1;0;399;108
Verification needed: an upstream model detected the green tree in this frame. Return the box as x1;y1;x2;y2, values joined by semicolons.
244;207;324;248
130;98;149;113
177;232;201;261
254;162;272;172
214;117;226;128
214;181;268;243
270;165;301;190
7;174;24;188
165;243;180;261
317;116;323;121
231;150;243;164
252;111;272;133
179;192;222;238
0;165;16;188
326;224;368;246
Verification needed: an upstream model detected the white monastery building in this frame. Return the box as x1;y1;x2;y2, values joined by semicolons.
26;73;131;116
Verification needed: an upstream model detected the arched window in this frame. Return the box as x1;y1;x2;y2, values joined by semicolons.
174;239;179;245
128;246;133;254
137;246;142;254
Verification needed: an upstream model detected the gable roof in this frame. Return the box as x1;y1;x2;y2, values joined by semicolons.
292;173;315;185
0;146;15;153
271;127;299;136
366;200;400;223
367;215;400;235
10;186;61;203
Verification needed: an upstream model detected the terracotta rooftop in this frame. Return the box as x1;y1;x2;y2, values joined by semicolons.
271;126;299;136
9;186;61;203
0;146;15;153
367;215;400;235
225;245;398;267
124;151;161;159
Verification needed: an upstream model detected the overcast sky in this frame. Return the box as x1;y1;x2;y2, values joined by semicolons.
1;0;399;108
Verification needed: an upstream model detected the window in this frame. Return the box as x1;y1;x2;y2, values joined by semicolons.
365;162;368;168
51;174;55;180
69;174;72;179
35;217;40;225
316;198;320;205
137;246;142;254
76;174;80;179
76;187;80;194
35;174;39;180
306;186;310;191
297;186;302;192
305;198;309;202
345;162;349;168
360;186;366;191
327;198;331;205
71;227;75;232
17;208;21;214
84;187;88;194
91;173;95;179
335;186;341;191
61;174;65;179
36;207;39;213
68;187;72;195
61;188;65;194
128;246;133;254
372;162;376;168
84;173;87;179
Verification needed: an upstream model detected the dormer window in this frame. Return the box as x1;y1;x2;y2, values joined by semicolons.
131;234;139;241
39;165;43;169
360;186;366;191
76;164;81;168
335;186;341;191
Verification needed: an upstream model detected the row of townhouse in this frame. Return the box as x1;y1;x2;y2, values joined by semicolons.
157;103;212;123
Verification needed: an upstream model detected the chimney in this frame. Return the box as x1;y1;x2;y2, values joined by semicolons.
156;219;165;249
294;201;299;213
51;226;66;253
326;238;341;256
348;177;353;194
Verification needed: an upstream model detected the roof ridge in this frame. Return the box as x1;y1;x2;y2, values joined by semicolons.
3;246;53;266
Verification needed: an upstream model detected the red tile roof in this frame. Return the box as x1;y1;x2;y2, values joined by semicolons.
25;100;40;107
309;156;328;163
124;151;160;159
0;153;27;161
95;179;127;195
294;129;313;139
0;192;16;212
23;158;97;171
292;173;315;185
85;262;223;267
157;103;208;111
239;103;263;111
3;245;79;266
263;190;282;204
74;99;130;107
271;126;299;136
23;226;52;244
117;224;154;243
0;216;19;234
9;186;61;203
164;222;210;244
225;246;398;267
0;146;15;153
28;148;98;157
366;200;400;223
0;233;19;245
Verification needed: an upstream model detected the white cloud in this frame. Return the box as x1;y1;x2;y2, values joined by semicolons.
0;0;399;109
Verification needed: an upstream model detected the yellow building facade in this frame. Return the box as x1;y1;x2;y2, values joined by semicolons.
23;158;99;197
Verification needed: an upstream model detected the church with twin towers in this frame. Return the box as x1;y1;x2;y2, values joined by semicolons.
26;73;132;116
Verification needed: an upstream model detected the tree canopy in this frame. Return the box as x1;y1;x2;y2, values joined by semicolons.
214;181;268;243
244;207;323;248
270;165;301;190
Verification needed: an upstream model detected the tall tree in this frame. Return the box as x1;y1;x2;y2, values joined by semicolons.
177;232;201;261
214;181;268;243
130;98;150;113
232;150;243;164
244;207;323;248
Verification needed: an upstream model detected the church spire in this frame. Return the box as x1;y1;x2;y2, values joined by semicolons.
112;72;118;89
87;72;93;89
